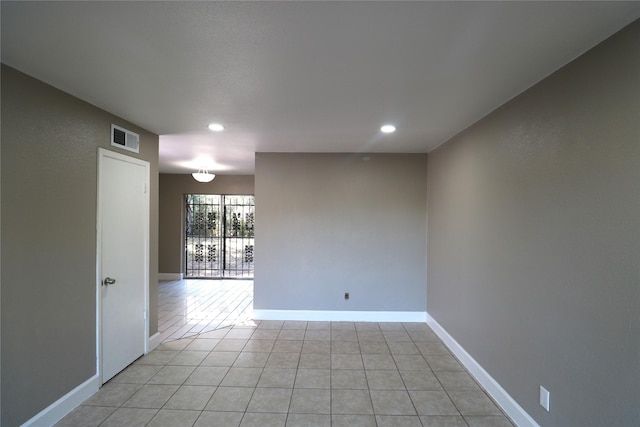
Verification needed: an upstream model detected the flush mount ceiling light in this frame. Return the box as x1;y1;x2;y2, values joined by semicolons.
208;123;224;132
380;124;396;134
192;168;215;183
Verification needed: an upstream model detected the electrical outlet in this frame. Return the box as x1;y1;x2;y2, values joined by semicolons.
539;386;550;411
344;292;349;300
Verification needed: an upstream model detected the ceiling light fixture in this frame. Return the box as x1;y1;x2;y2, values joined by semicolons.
208;123;224;131
380;124;396;134
192;168;215;183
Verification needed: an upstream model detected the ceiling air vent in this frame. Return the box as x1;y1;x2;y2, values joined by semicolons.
111;124;140;154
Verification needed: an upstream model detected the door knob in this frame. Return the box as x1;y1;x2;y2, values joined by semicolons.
103;277;116;286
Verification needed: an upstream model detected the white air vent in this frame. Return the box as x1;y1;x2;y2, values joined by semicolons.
111;124;140;153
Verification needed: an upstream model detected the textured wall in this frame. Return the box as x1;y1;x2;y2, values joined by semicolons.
427;21;639;426
255;153;427;313
158;174;255;275
1;65;159;426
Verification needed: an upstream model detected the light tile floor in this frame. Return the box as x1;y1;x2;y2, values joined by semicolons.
56;280;515;427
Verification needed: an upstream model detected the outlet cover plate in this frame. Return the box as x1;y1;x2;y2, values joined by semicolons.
540;386;550;411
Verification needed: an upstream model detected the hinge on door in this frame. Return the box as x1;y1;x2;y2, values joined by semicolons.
143;310;147;320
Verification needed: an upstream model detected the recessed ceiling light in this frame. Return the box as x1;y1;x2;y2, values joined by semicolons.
208;123;224;132
380;124;396;134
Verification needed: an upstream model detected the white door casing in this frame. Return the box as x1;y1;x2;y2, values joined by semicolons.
97;148;150;383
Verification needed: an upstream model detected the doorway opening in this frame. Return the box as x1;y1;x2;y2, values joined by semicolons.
185;194;255;278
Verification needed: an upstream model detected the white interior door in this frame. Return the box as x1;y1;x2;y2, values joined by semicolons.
98;148;149;383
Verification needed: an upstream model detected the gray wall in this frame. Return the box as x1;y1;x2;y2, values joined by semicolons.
159;174;255;275
255;153;427;312
426;21;639;426
1;65;160;427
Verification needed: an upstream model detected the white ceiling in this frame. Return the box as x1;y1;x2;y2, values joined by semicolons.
2;1;639;174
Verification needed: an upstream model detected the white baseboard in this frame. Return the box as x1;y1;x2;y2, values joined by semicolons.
21;374;100;427
253;309;427;322
158;273;183;281
147;332;161;353
426;314;539;427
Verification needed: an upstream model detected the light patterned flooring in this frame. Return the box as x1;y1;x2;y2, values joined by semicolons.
56;280;515;427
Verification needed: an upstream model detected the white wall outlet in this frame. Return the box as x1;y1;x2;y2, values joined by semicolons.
539;386;550;411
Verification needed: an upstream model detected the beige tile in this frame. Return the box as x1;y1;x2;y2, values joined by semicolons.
383;330;412;341
168;350;209;366
54;405;115;426
304;330;331;341
185;338;220;351
362;354;396;370
306;321;331;330
420;415;468;427
376;415;423;426
331;341;360;354
409;390;459;416
295;369;331;389
448;391;502;415
464;415;515;427
164;385;216;410
285;413;331;427
400;370;442;391
251;329;281;339
402;323;430;331
201;351;239;367
240;412;287;427
147;366;195;384
198;329;230;339
387;341;420;355
331;369;368;389
393;354;429;371
266;352;300;368
157;339;193;351
283;320;308;329
331;330;358;341
355;322;381;331
379;323;406;331
289;388;331;414
123;384;179;408
82;382;141;407
356;331;386;341
370;390;417;415
435;371;481;391
258;368;297;388
278;329;306;340
233;352;270;368
100;407;158;427
226;328;255;339
258;320;284;329
243;339;276;352
331;389;374;414
194;411;243;427
111;365;162;384
147;409;200;427
426;355;464;371
302;340;331;353
247;387;292;413
134;350;178;365
214;339;248;352
185;366;229;386
416;342;451;356
407;330;439;342
331;414;376;427
359;341;390;354
331;354;363;369
220;367;263;387
331;321;356;331
273;339;303;352
299;353;331;369
205;386;254;411
365;370;405;390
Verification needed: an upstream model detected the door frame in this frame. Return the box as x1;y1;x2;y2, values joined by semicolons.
96;147;150;384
